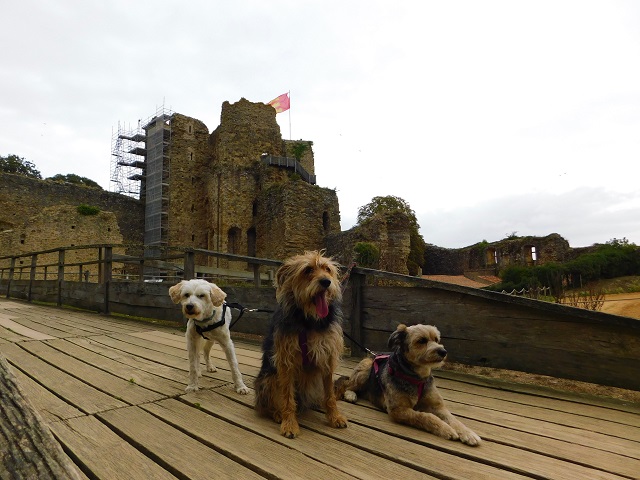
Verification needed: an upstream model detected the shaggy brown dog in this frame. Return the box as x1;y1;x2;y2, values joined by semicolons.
254;250;348;438
336;324;481;446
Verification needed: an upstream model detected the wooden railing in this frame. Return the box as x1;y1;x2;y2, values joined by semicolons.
2;245;639;391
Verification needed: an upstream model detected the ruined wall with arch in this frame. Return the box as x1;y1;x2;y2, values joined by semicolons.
424;233;574;276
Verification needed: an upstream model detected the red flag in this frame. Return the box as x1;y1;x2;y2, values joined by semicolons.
268;92;290;113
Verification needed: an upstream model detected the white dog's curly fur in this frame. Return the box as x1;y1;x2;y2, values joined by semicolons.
169;279;249;394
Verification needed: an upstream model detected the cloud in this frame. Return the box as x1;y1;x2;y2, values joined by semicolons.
417;187;640;248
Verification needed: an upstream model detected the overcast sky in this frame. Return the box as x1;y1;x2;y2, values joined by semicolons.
2;1;639;248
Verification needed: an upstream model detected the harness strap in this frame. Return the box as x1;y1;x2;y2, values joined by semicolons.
195;303;227;338
388;363;427;400
299;330;312;367
373;354;427;400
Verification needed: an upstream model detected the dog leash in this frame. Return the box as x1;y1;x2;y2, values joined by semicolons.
339;261;378;356
226;302;274;330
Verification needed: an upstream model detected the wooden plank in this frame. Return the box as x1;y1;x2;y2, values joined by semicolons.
440;387;640;442
1;314;84;338
0;354;83;480
63;336;206;390
127;329;264;366
50;416;178;480
20;341;167;406
43;338;185;397
458;414;640;478
0;324;31;342
13;311;115;336
142;399;364;480
0;315;56;340
10;366;85;423
182;389;528;480
436;376;640;427
2;343;127;414
336;401;626;480
105;332;262;378
75;334;232;391
449;401;640;460
435;369;640;415
97;406;263;480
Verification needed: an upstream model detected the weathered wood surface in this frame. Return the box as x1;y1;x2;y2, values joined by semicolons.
1;298;639;480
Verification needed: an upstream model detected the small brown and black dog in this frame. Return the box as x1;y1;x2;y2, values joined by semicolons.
336;323;481;446
254;250;348;438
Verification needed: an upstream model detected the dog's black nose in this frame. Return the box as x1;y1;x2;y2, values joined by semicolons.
437;348;447;358
319;278;331;289
185;304;194;312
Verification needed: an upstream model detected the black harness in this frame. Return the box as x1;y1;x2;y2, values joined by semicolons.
194;303;228;338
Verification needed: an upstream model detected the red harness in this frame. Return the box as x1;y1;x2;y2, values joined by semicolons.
372;354;427;400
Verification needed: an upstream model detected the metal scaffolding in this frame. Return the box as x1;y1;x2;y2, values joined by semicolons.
110;106;173;200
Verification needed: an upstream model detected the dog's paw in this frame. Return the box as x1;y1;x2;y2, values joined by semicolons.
434;423;459;441
343;390;358;403
206;364;217;373
236;384;250;395
329;413;348;429
459;429;482;446
280;419;300;439
185;384;199;393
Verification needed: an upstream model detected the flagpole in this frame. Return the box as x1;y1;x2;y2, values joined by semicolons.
288;90;291;140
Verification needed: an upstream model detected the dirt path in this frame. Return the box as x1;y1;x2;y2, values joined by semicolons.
600;292;640;319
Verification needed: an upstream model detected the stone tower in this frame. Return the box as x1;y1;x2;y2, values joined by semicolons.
134;98;341;268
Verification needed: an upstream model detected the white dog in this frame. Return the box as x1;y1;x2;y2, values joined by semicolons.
168;279;250;394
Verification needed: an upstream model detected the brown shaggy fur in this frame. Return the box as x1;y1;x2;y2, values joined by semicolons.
336;323;481;446
254;251;348;438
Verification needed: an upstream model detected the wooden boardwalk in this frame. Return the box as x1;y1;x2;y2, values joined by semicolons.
1;298;639;480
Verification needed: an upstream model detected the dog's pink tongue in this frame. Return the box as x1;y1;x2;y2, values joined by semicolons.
315;293;329;318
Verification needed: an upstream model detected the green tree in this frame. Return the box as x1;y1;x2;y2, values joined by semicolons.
0;154;42;179
357;195;426;275
357;195;418;225
48;173;102;189
353;242;380;268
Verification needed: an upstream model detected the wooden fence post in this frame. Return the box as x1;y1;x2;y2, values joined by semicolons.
252;263;260;287
103;246;113;314
348;272;365;357
183;250;195;280
28;254;37;302
5;257;15;299
57;250;65;307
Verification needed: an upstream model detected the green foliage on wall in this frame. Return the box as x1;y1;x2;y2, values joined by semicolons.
77;204;100;215
354;242;380;268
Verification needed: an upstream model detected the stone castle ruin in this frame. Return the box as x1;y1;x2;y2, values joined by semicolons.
111;99;342;271
1;98;584;281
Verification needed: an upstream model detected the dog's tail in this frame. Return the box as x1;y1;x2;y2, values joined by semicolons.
333;375;350;399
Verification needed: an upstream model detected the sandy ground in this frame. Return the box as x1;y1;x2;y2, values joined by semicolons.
600;292;640;319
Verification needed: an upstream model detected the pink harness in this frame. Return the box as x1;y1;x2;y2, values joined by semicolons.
372;354;427;400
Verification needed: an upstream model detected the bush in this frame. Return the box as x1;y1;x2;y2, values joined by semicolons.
77;204;100;215
353;242;380;268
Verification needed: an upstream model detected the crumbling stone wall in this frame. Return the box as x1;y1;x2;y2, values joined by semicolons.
258;180;341;261
326;211;412;275
0;205;124;280
0;173;143;253
424;233;573;275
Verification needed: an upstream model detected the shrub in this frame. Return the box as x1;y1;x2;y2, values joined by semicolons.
77;204;100;215
353;242;380;268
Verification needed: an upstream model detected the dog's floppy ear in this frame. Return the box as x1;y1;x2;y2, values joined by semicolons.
275;262;293;289
388;324;408;352
209;283;227;307
168;281;185;304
